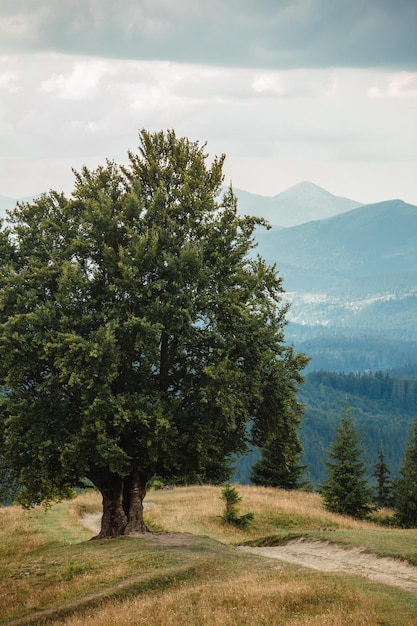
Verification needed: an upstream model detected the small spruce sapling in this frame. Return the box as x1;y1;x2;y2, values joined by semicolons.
220;484;254;529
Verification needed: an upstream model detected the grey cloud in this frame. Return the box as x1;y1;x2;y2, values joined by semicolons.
1;0;416;69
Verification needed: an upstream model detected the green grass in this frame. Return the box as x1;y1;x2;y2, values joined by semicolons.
309;528;417;565
31;500;94;545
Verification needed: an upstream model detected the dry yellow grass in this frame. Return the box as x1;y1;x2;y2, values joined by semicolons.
0;503;48;559
50;568;379;626
69;490;103;518
145;484;379;544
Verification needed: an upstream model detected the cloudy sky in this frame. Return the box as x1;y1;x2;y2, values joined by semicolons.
1;0;416;205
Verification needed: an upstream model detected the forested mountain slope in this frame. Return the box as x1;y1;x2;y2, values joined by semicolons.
299;370;417;487
234;370;417;489
255;199;417;284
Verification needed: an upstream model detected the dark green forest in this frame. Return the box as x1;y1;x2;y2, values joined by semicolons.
233;368;417;489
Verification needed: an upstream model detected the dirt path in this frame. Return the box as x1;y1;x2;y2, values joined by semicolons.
79;511;102;534
240;538;417;592
84;512;417;593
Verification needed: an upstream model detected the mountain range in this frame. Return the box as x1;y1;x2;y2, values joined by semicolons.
246;189;417;372
255;198;417;288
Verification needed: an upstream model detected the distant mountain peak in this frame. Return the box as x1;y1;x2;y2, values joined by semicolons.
233;181;362;228
282;180;327;193
276;181;360;203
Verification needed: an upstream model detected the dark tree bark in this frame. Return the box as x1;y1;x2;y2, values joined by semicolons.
92;470;148;538
124;470;148;534
159;330;177;393
95;475;128;539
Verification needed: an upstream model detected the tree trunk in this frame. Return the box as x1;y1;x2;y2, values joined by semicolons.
95;475;128;539
92;470;148;538
124;470;148;534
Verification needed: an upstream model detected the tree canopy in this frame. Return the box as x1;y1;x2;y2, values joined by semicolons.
250;417;306;490
0;130;308;537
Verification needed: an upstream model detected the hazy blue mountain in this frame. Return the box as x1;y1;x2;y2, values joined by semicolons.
0;195;17;217
233;181;362;227
256;199;417;279
253;199;417;371
0;194;38;218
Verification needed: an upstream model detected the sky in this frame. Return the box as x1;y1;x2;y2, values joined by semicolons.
0;0;417;205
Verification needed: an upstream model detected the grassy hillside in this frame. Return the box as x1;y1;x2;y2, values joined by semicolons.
2;486;417;625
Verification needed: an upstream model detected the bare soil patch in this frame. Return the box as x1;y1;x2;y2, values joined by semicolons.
79;512;102;534
241;538;417;592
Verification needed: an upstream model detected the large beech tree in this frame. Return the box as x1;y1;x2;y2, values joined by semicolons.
0;130;308;537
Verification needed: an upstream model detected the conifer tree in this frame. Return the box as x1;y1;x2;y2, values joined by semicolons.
395;419;417;527
250;432;306;489
372;443;393;508
220;484;254;529
321;400;372;519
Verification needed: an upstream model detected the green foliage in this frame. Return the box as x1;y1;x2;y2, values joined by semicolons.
249;348;307;489
372;444;393;508
234;369;417;489
394;419;417;528
299;370;417;487
147;477;165;491
220;484;254;529
250;432;306;489
0;130;307;535
321;400;373;520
